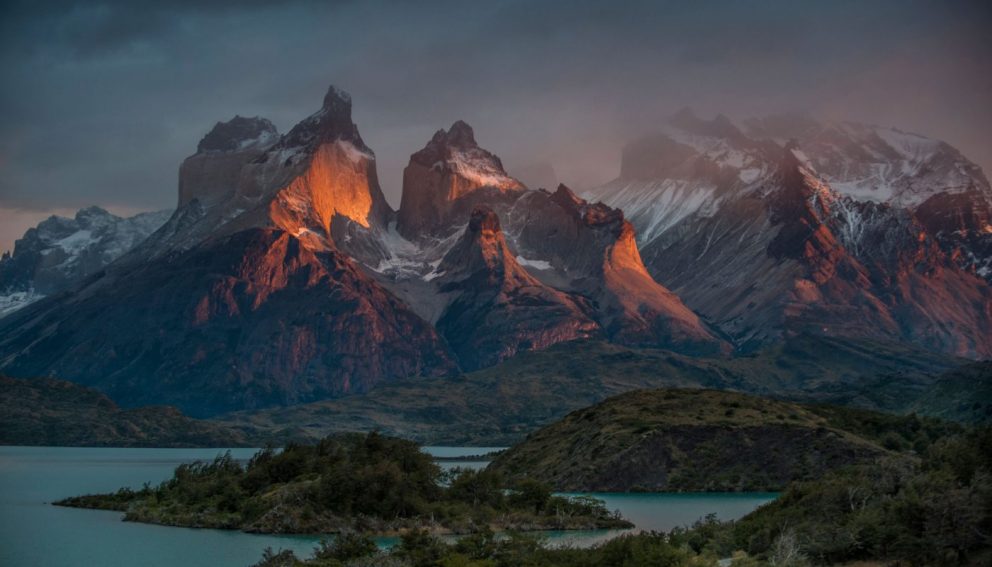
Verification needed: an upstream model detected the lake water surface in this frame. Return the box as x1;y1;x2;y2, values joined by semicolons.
0;446;776;567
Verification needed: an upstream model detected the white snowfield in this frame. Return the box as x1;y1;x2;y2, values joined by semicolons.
813;124;981;208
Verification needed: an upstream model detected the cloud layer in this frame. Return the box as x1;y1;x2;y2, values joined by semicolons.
1;0;990;247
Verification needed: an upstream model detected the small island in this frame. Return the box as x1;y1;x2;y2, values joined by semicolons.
54;432;631;535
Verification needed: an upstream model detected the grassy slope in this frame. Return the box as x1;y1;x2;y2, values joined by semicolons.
0;375;248;447
487;388;963;492
909;361;992;424
1;334;970;448
220;335;961;445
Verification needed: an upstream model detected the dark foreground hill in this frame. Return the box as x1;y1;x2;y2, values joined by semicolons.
0;375;247;447
487;388;961;492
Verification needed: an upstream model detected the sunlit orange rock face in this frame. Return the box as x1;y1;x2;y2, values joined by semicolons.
268;141;382;243
397;121;525;240
914;189;992;284
509;185;728;354
255;87;392;257
765;149;903;340
587;111;992;357
602;219;723;350
165;86;392;262
770;152;992;357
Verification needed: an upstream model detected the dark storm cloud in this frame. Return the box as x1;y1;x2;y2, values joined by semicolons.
0;0;990;229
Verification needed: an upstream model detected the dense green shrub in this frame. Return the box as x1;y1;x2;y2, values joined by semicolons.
727;427;992;566
56;432;628;536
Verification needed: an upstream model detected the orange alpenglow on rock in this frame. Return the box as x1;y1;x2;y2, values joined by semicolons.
266;87;390;245
397;120;525;240
167;85;391;256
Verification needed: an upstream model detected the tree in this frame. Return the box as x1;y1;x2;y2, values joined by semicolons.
508;479;551;514
314;531;378;562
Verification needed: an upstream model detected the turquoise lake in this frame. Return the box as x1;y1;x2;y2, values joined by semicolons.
0;446;776;567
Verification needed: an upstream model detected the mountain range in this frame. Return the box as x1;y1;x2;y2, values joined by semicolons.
0;207;169;316
0;85;989;416
586;110;992;356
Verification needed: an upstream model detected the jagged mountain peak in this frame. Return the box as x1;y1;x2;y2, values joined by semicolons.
180;115;281;208
0;206;170;316
70;206;118;227
397;121;524;239
196;116;278;154
280;84;371;153
550;183;584;208
768;143;839;228
780;141;816;178
322;84;352;108
428;120;477;149
162;82;391;261
438;206;513;281
747;116;992;208
412;120;506;171
669;108;747;142
588;111;992;357
550;184;625;228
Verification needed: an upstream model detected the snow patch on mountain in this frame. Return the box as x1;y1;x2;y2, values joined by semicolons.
585;180;723;244
337;140;374;163
515;255;552;270
0;288;43;318
435;151;519;189
831;198;870;256
54;230;96;255
803;123;985;208
664;121;769;174
236;129;278;151
368;221;443;280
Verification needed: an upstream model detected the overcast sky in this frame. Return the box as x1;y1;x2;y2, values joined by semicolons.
1;0;990;251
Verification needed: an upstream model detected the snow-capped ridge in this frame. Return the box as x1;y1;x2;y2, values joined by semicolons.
588;110;992;357
0;206;170;317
